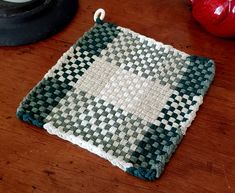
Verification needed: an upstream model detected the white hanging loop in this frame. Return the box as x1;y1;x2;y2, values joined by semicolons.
93;8;105;22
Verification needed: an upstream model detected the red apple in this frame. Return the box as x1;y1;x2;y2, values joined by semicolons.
191;0;235;37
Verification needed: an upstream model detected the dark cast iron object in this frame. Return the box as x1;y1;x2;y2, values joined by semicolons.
0;0;78;46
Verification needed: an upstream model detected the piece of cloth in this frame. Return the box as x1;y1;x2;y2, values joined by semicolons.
17;21;215;180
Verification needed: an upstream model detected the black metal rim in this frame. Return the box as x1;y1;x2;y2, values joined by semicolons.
0;0;48;17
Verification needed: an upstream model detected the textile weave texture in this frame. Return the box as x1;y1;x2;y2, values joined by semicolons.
17;21;215;180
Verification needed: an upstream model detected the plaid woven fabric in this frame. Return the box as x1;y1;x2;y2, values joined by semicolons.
17;21;215;180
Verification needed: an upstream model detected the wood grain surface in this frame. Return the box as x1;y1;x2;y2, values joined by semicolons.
0;0;235;193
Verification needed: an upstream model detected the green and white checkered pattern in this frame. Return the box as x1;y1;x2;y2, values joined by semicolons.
17;21;215;180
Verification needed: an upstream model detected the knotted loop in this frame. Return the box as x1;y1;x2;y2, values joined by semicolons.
93;8;105;24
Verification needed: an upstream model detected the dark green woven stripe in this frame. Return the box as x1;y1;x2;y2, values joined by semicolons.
176;55;215;97
16;22;121;127
127;126;182;180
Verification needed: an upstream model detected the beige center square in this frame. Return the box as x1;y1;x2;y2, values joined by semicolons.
77;58;173;123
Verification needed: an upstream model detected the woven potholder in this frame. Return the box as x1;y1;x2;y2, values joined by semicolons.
17;9;215;180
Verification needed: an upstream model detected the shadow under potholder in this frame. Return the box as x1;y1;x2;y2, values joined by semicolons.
17;9;215;180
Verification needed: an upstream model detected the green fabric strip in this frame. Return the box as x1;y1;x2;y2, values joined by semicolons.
176;55;215;97
127;125;183;180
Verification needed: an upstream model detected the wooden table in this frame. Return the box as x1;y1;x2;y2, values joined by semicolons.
0;1;234;192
